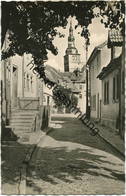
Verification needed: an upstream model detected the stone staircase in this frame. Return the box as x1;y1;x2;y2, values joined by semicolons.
10;110;38;140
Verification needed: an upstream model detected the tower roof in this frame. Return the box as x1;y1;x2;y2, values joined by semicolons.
65;20;79;55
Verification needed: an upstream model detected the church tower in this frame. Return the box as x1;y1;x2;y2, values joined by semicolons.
64;21;81;72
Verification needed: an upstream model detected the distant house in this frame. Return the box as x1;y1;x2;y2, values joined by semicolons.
97;55;121;130
88;41;111;121
97;30;124;138
43;64;62;115
88;38;122;123
60;71;86;113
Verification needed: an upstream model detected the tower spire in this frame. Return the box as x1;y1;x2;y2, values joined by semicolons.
70;19;72;28
68;19;75;48
64;18;81;72
69;19;73;37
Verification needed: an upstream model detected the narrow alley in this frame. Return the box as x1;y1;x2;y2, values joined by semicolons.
26;114;125;195
1;2;125;195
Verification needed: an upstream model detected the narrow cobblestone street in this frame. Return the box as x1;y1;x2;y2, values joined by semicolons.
26;115;125;194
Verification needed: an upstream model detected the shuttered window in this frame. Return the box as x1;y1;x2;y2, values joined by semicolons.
116;73;119;100
91;95;96;111
104;82;106;104
104;80;109;104
107;81;109;104
113;73;120;101
113;77;115;100
122;71;124;94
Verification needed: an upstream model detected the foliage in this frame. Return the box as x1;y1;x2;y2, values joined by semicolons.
71;93;78;107
53;85;78;108
73;68;81;77
1;1;125;82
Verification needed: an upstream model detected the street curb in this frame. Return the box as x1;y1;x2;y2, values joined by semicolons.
18;127;53;194
46;127;54;135
91;121;125;158
97;132;125;158
23;127;53;164
18;163;27;194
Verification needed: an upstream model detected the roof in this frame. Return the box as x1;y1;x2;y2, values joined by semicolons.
60;72;72;78
81;64;86;72
97;55;122;80
60;71;85;83
107;29;123;48
45;65;62;83
87;41;107;65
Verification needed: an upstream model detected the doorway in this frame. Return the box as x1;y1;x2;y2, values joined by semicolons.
12;66;18;109
97;93;99;119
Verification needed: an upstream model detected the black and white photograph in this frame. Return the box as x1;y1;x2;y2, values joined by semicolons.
1;0;125;194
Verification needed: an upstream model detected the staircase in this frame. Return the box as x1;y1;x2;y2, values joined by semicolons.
10;110;38;140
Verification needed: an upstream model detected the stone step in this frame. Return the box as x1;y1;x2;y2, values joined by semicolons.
11;113;36;117
10;119;34;123
10;125;33;130
12;109;37;112
10;110;37;136
11;125;32;129
11;116;34;120
10;121;33;125
13;129;31;133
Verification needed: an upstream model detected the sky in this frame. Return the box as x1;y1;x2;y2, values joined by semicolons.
46;16;108;72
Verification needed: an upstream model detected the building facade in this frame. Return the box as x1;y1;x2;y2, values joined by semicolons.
88;38;122;123
120;42;125;139
97;30;124;138
1;32;50;139
88;41;111;121
64;21;81;72
60;71;86;113
97;56;121;130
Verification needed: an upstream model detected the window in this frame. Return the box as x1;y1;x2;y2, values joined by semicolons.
24;73;26;88
104;80;109;104
107;81;109;104
116;73;119;100
27;74;29;91
122;71;125;94
47;96;50;105
113;74;119;101
91;95;96;111
80;85;82;90
31;76;33;92
113;77;115;100
79;94;82;99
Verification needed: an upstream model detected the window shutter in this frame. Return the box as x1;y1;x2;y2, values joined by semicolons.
113;77;115;100
104;82;106;104
107;81;109;104
116;74;119;100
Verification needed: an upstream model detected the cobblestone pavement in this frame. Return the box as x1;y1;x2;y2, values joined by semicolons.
26;115;125;195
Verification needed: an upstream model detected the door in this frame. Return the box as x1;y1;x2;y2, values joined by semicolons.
12;66;18;108
97;93;99;119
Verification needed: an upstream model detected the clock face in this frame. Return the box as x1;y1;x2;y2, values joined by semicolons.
72;55;78;62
